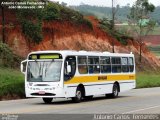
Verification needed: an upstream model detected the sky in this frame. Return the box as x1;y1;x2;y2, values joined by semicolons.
51;0;160;7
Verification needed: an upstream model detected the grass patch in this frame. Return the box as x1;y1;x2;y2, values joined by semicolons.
0;68;25;99
136;72;160;88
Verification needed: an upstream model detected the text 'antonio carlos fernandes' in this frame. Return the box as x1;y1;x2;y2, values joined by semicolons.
94;114;159;120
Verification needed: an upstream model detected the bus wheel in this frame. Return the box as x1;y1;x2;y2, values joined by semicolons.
72;88;82;103
42;98;53;104
105;83;119;98
112;83;119;98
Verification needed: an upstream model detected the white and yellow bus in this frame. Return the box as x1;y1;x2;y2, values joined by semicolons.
21;50;136;103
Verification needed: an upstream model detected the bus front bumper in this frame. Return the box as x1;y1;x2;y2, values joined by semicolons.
25;87;65;98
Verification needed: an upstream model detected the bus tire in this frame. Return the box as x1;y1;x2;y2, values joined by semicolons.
42;98;53;104
72;88;82;103
111;83;119;98
105;83;119;98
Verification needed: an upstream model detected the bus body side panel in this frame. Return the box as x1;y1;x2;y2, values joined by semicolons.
119;80;136;92
64;73;136;97
63;85;77;97
64;80;135;98
63;83;113;97
84;82;113;96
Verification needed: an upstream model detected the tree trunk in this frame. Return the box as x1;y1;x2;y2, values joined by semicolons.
139;42;142;62
139;23;143;63
112;39;115;53
111;0;117;53
111;0;115;30
1;5;5;43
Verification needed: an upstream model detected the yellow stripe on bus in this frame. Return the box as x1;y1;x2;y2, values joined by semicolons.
64;74;136;84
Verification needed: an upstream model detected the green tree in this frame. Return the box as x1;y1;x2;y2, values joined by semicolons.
43;2;60;21
0;41;21;68
17;0;44;44
128;0;156;62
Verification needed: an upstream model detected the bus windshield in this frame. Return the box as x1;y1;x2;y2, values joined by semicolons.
27;61;62;82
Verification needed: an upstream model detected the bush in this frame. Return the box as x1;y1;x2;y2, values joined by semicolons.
114;32;128;45
21;20;43;44
0;68;25;99
0;42;22;68
43;2;60;20
137;72;160;88
79;18;93;29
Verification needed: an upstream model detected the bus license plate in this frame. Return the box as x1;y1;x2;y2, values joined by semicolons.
38;91;45;95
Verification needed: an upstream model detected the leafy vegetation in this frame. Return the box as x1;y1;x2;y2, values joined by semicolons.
17;1;44;44
137;72;160;88
43;2;61;20
0;41;24;100
128;0;156;62
0;68;24;99
20;20;43;44
0;42;22;68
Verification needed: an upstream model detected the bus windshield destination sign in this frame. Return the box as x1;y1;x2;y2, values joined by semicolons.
29;54;62;60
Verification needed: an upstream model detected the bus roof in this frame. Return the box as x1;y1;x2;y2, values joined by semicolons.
28;50;134;58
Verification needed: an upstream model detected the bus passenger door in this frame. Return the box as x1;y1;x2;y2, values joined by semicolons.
64;56;76;81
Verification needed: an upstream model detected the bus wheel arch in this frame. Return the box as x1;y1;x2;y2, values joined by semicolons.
72;84;85;103
114;81;120;92
112;81;120;98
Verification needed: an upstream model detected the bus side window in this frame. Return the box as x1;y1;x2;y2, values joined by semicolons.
64;56;76;81
78;56;88;74
111;57;121;73
129;57;134;72
88;57;100;74
122;57;129;73
100;57;111;73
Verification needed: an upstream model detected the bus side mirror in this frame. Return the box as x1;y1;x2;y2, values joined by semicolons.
67;65;71;73
21;60;27;74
